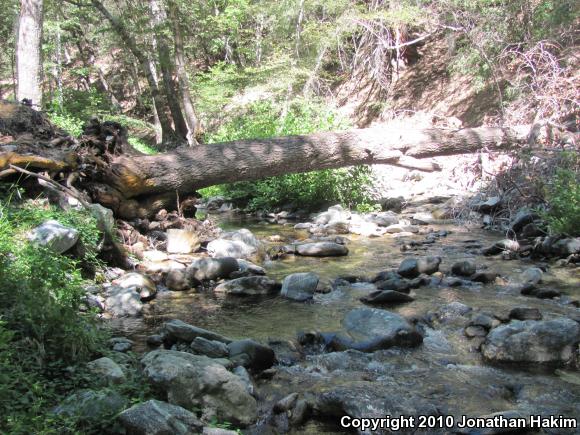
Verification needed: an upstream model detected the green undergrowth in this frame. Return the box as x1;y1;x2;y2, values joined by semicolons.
0;189;154;434
540;152;580;237
200;98;377;212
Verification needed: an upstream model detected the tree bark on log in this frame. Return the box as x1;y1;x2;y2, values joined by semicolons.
108;125;529;200
1;101;530;219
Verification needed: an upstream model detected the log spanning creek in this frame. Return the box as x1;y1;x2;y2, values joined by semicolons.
109;210;580;434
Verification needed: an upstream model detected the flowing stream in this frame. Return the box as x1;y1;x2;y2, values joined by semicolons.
111;214;580;433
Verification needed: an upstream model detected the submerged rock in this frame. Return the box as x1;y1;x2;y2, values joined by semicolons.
141;350;257;426
471;271;499;284
521;267;543;285
118;400;203;435
397;256;441;278
375;278;412;293
360;289;414;305
451;260;477;277
509;307;542;321
482;318;580;365
214;276;280;296
326;307;423;352
295;242;348;257
281;272;319;301
166;268;190;291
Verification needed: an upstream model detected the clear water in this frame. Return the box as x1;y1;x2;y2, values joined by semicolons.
110;215;580;432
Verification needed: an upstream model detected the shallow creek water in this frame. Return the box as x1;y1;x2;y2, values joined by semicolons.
112;215;580;433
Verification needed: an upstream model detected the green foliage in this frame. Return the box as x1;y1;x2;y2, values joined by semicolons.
128;137;159;155
0;197;104;363
47;87;114;137
541;153;580;236
0;193;116;434
200;99;376;211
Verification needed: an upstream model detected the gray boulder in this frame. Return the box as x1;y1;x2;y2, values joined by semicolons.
521;267;543;285
104;286;143;317
163;319;232;344
227;339;276;371
281;272;319;301
314;205;350;226
471;271;498;284
236;259;266;275
551;238;580;257
223;228;261;248
375;277;412;293
110;337;134;352
214;276;279;296
473;196;502;213
114;273;157;301
53;389;126;423
482;318;580;365
87;357;126;385
118;400;203;435
191;337;229;358
510;210;540;233
451;260;477;277
398;256;441;278
380;196;405;213
326;308;423;352
208;229;262;260
207;239;256;260
141;350;257;426
483;239;520;256
295;242;348;257
186;257;239;282
509;307;542;321
166;269;190;291
29;220;79;254
365;211;399;227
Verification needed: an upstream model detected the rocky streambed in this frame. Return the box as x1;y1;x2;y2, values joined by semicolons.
49;201;580;434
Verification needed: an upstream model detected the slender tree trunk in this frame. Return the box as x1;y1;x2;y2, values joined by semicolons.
16;0;44;108
168;0;199;145
148;0;189;143
295;0;305;58
91;0;182;148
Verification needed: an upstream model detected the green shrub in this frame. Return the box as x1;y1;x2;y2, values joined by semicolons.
200;99;376;211
0;196;104;364
542;166;580;236
0;193;114;433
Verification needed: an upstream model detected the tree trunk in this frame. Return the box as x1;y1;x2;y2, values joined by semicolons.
148;0;189;143
91;0;183;148
16;0;44;108
0;101;530;220
168;0;199;145
108;125;529;201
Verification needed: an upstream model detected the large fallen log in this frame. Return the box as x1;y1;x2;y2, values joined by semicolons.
1;101;530;219
108;124;529;200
